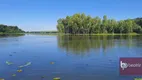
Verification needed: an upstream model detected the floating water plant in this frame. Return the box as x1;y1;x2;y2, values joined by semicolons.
6;61;13;65
19;62;32;68
53;77;60;80
25;62;32;66
12;74;16;77
19;65;24;68
50;62;55;64
0;78;4;80
41;76;45;79
17;69;22;72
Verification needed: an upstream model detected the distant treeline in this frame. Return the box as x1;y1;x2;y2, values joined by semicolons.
0;24;24;33
57;13;142;34
26;31;58;33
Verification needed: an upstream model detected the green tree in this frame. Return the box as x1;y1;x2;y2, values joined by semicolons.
102;15;108;33
56;13;142;34
118;20;124;33
0;24;24;33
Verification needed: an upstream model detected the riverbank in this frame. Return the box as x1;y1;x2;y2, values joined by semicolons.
0;33;25;36
54;33;141;36
0;33;141;36
0;33;25;34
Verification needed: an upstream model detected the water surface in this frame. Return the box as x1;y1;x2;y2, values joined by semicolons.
0;34;142;80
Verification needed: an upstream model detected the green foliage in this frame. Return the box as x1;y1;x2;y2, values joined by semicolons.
133;18;142;27
57;13;142;34
0;24;24;33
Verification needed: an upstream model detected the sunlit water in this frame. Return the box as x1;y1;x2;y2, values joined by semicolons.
0;34;142;80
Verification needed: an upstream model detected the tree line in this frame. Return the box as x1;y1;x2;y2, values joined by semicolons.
0;24;24;33
57;13;142;34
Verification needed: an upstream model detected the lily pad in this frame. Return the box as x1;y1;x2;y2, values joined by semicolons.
19;65;24;68
17;69;22;72
50;62;55;64
12;74;16;77
53;77;60;80
6;61;13;65
0;78;4;80
19;62;32;68
25;62;32;66
41;76;45;78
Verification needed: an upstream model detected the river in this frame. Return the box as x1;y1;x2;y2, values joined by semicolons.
0;34;142;80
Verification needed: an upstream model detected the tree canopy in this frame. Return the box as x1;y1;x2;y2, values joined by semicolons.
133;18;142;27
57;13;142;34
0;24;24;33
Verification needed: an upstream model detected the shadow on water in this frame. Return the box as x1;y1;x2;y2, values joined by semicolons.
57;35;142;56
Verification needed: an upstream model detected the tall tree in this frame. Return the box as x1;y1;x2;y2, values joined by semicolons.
56;13;142;34
102;15;108;33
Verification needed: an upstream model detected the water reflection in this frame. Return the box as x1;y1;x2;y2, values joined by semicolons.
57;35;142;55
0;34;25;46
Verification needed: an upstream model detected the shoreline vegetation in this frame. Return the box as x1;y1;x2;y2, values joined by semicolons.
25;32;141;36
1;31;141;36
0;24;25;34
57;13;142;35
0;33;25;34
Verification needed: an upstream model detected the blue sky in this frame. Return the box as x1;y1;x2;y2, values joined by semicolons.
0;0;142;31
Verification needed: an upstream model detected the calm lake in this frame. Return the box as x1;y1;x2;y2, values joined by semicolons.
0;34;142;80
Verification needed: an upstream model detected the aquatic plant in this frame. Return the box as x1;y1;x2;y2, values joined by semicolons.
19;62;32;68
53;77;60;80
0;78;4;80
40;76;45;80
17;69;22;72
50;62;55;64
12;74;16;77
6;61;13;65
